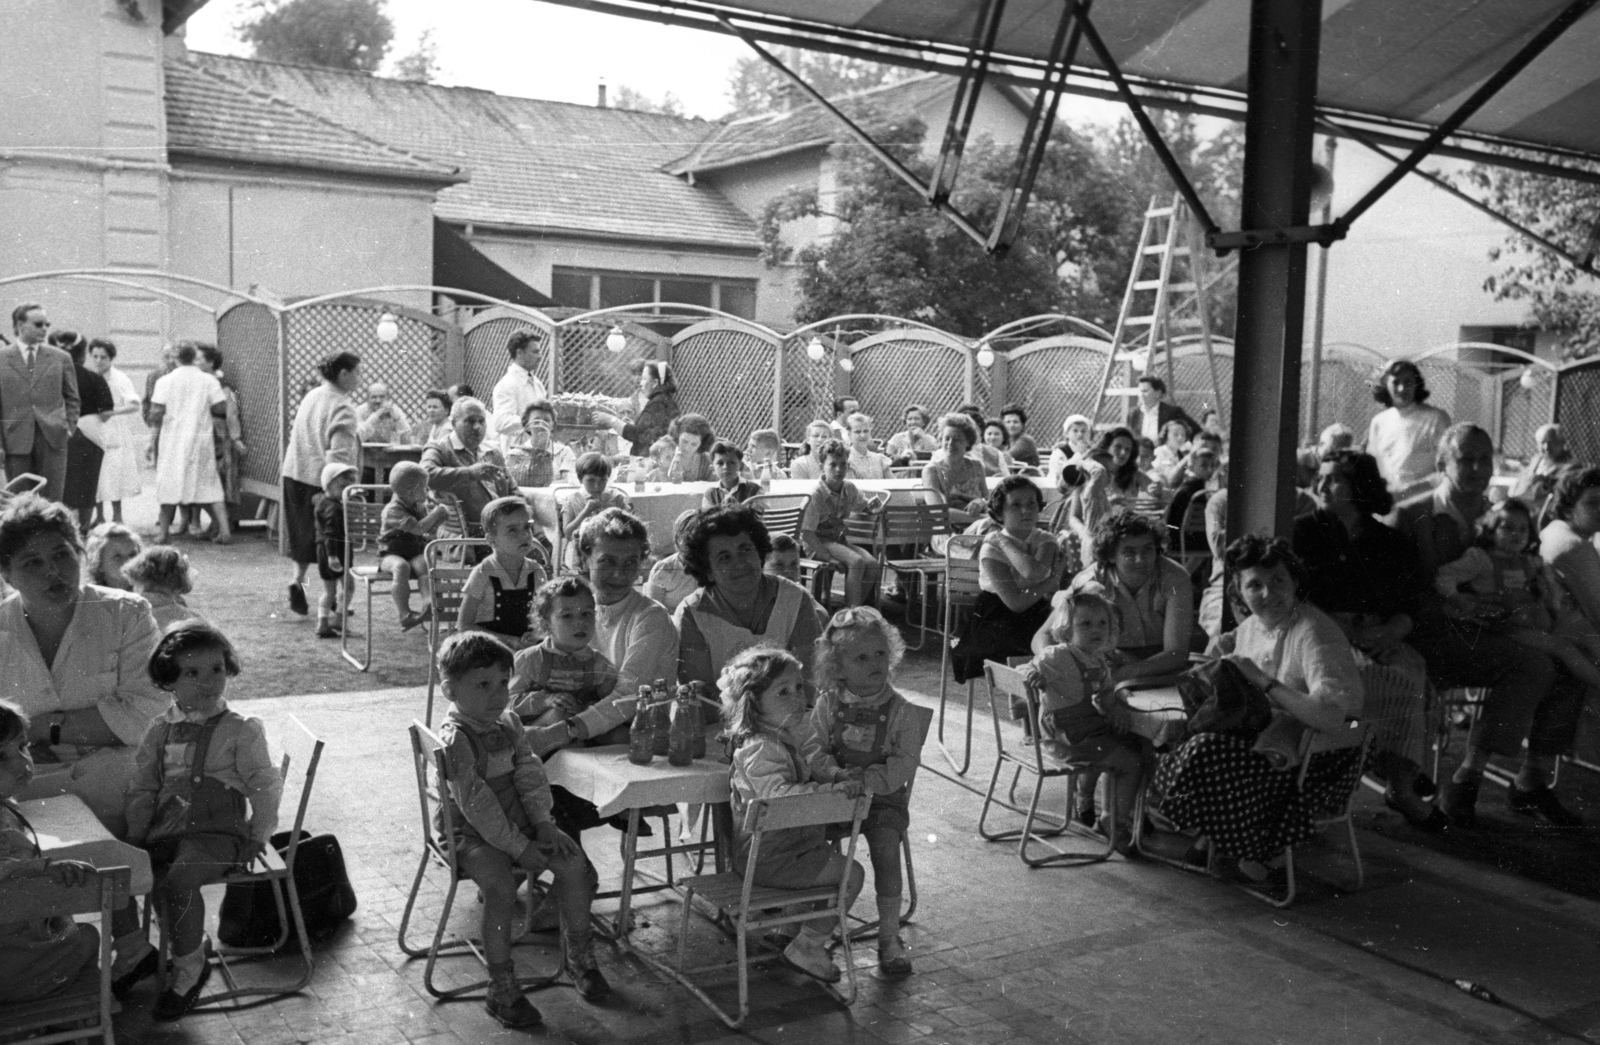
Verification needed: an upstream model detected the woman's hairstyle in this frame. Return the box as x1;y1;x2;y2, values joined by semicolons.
530;575;594;637
1319;449;1393;516
577;507;650;561
709;440;743;462
1093;426;1139;489
1091;509;1165;569
574;451;611;480
436;630;514;682
1223;533;1309;603
318;351;361;384
1551;465;1600;522
718;644;802;747
520;399;556;427
49;329;88;364
803;421;832;452
1372;358;1430;407
148;620;241;687
197;343;223;370
1000;402;1027;425
813;606;906;694
1161;419;1188;444
0;493;82;569
671;413;716;453
632;358;672;388
481;496;530;537
87;337;117;361
0;699;29;749
171;340;199;367
449;396;488;423
982;419;1009;447
818;438;850;464
85;523;141;586
649;435;675;459
124;546;194;595
1475;498;1536;552
986;473;1044;523
1051;590;1120;645
506;329;541;360
424;388;453;412
904;403;930;425
845;412;873;432
681;504;772;586
938;412;979;451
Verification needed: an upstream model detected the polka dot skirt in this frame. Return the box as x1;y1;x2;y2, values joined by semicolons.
1150;733;1363;862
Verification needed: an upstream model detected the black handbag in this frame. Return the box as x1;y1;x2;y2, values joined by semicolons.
1177;658;1274;738
218;829;358;948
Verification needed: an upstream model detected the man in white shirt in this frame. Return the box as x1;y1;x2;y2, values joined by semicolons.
491;329;549;446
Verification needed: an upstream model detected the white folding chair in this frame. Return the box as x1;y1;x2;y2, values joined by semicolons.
669;791;872;1029
875;499;949;648
340;483;392;671
934;534;985;777
0;866;129;1045
423;538;489;727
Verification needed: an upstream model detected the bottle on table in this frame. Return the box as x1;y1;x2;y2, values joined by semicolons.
650;678;674;756
628;684;656;766
667;684;698;767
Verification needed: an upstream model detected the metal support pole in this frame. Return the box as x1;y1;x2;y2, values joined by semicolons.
1305;136;1336;443
1227;0;1323;541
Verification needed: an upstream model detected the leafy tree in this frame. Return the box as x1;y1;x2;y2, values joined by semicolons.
1457;160;1600;359
237;0;393;73
392;28;438;83
725;49;909;117
610;84;685;117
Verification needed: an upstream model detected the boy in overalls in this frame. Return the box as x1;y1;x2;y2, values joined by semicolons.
458;496;547;651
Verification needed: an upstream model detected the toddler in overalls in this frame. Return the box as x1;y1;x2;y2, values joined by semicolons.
458;496;548;651
510;577;620;755
808;607;921;979
123;622;283;1020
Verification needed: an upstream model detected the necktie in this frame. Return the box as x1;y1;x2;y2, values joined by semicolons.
24;347;34;371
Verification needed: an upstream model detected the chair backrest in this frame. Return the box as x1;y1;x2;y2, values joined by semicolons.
984;659;1051;755
0;863;131;919
889;465;924;480
1300;720;1372;817
878;501;950;550
747;791;871;834
342;484;390;552
274;715;325;868
944;533;985;611
408;722;451;863
746;493;809;540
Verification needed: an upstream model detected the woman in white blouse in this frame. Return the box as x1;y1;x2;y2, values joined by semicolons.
0;495;166;834
1366;359;1451;499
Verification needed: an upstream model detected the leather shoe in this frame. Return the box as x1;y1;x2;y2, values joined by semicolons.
1508;784;1583;827
111;947;158;999
1440;775;1481;829
287;582;308;616
152;960;211;1021
566;960;611;1003
1383;787;1447;833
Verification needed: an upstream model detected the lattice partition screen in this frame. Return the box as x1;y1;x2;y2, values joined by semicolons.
1554;362;1600;464
1168;348;1231;428
217;301;282;496
283;303;447;434
1003;339;1109;445
780;337;832;439
671;324;780;446
1301;354;1381;443
1499;373;1555;459
463;312;549;403
851;334;975;433
557;321;661;400
1415;357;1495;433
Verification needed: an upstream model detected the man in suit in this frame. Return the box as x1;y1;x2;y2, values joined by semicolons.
1126;375;1197;447
421;396;515;536
2;303;80;499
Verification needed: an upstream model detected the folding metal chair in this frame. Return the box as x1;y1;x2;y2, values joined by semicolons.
746;491;824;595
934;534;985;776
190;716;323;1010
340;483;392;671
0;866;128;1045
396;723;563;1001
670;791;872;1029
423;538;490;727
977;661;1118;866
875;500;950;648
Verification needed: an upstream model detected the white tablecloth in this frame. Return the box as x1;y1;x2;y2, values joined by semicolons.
23;794;154;895
544;745;731;819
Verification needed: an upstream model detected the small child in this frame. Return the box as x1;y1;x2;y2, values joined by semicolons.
744;428;786;480
634;436;675;483
86;522;142;591
643;508;700;612
434;632;607;1027
799;439;888;607
703;441;763;508
313;462;358;638
809;608;921;978
720;645;864;984
1436;499;1600;687
380;460;451;631
1150;420;1190;477
0;700;105;1004
459;496;549;651
666;415;715;482
764;532;803;584
509;577;620;756
560;453;632;571
125;622;283;1020
124;546;196;629
1026;591;1145;851
788;421;833;481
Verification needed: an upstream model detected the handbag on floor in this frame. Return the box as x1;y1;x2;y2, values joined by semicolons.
218;829;358;948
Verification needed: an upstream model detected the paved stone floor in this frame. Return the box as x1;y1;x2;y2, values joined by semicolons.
103;675;1600;1045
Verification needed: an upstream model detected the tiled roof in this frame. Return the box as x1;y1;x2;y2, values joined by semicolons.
164;60;463;183
667;74;964;175
184;53;762;250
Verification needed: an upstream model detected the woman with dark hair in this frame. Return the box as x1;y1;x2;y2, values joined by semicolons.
0;494;165;833
1367;359;1452;498
920;413;988;526
1035;509;1194;681
665;412;716;482
675;505;824;695
413;388;453;446
1293;450;1439;829
280;351;361;615
1150;535;1365;884
1091;427;1144;506
977;419;1014;477
951;477;1061;681
87;338;143;524
149;341;232;546
597;359;680;455
48;331;115;533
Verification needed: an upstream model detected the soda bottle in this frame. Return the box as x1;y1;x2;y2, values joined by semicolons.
628;684;655;765
651;679;673;756
667;685;698;767
689;681;710;758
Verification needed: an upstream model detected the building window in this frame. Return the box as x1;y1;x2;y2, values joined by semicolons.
551;266;757;319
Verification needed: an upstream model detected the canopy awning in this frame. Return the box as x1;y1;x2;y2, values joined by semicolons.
432;220;554;310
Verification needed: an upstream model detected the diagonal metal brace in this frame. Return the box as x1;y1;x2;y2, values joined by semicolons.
930;0;1008;207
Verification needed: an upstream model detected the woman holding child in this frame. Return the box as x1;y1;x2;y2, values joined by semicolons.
1152;535;1365;885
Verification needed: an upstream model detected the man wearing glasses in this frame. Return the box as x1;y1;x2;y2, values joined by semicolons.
2;303;80;500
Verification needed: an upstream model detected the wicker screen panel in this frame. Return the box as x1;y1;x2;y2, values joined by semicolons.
780;337;830;439
1302;355;1381;444
217;301;282;494
1003;340;1109;445
1500;373;1554;459
557;321;661;399
672;326;779;446
1168;348;1231;428
283;303;445;436
463;316;548;404
851;335;971;433
1415;357;1493;432
1555;362;1600;464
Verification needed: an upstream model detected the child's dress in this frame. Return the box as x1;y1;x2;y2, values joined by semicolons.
0;800;100;1003
729;723;851;886
809;685;920;835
